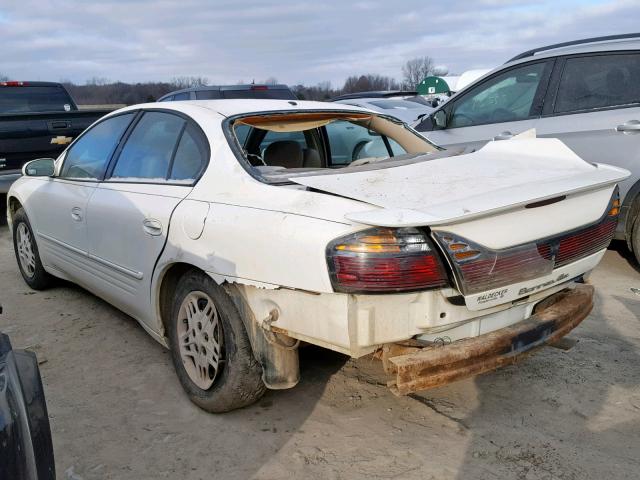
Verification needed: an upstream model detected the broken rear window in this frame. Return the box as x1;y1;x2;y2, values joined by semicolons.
227;111;439;183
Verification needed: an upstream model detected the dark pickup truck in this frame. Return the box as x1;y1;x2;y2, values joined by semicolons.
0;81;113;193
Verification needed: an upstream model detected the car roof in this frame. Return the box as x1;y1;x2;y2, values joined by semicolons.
158;84;292;100
114;99;373;118
331;90;418;101
506;33;640;64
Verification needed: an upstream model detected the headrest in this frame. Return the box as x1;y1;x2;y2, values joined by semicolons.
264;140;304;168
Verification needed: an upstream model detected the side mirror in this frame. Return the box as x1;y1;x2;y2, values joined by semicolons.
433;110;448;130
22;158;55;177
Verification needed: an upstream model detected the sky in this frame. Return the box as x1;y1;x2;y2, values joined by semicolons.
1;0;639;87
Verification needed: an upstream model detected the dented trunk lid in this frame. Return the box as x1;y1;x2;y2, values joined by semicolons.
290;137;629;228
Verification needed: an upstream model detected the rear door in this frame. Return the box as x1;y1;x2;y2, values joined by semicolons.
28;112;135;281
85;110;209;323
535;51;640;223
424;60;553;151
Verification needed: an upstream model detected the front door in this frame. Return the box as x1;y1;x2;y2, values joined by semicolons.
28;112;135;282
424;61;552;151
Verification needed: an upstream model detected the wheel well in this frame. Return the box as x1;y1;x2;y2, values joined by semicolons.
7;196;22;222
625;192;640;251
157;263;202;337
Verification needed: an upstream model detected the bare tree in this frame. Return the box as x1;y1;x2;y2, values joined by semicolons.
0;73;9;82
402;56;434;89
170;76;209;89
262;77;279;85
342;74;400;94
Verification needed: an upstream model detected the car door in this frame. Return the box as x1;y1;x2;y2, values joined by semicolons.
85;110;208;324
421;60;553;151
535;51;640;222
27;112;135;281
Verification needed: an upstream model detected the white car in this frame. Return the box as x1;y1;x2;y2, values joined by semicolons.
7;100;628;412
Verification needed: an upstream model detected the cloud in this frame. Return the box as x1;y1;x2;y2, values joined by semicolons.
0;0;638;86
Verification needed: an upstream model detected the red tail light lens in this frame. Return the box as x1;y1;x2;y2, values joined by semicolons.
327;227;449;293
0;81;27;87
435;187;620;296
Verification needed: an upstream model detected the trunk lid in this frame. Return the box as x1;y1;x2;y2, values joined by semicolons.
290;137;628;228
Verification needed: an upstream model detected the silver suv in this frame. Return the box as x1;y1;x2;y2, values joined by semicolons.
415;34;640;262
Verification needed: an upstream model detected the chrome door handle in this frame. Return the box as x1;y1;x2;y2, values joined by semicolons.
616;120;640;134
142;218;163;236
492;131;514;141
71;207;83;222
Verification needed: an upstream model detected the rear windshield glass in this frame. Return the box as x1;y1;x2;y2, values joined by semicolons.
221;88;296;100
229;111;440;184
0;86;73;113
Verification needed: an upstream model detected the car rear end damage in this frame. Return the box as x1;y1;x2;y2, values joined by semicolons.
381;284;594;395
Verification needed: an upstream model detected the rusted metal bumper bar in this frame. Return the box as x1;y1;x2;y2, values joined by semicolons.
384;284;594;396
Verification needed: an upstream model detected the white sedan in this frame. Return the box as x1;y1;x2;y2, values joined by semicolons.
8;100;628;412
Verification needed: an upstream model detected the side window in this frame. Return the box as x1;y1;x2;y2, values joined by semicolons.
325;121;392;165
173;92;190;101
60;113;134;180
195;90;222;100
111;112;185;181
555;53;640;113
159;96;173;102
169;123;208;182
449;62;547;128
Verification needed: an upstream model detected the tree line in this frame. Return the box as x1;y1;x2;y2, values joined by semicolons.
1;57;435;104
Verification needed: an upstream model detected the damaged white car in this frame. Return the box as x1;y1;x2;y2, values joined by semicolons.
7;100;629;412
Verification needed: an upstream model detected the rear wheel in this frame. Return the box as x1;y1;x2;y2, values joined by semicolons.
168;270;265;412
12;208;52;290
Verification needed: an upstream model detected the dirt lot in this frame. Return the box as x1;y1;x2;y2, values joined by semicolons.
1;225;639;480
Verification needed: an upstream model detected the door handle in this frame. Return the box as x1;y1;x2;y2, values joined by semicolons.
142;218;163;236
492;131;514;141
71;207;83;222
615;120;640;134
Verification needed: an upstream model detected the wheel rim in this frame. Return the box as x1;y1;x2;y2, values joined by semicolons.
16;223;36;278
177;291;223;390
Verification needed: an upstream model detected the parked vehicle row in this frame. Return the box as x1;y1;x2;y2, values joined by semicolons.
8;98;628;411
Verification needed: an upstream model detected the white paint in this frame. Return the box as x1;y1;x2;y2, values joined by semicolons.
7;99;628;359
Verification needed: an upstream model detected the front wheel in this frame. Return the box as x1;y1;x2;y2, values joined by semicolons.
12;208;52;290
632;214;640;265
168;271;265;413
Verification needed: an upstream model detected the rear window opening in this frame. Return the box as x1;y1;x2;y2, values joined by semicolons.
0;85;74;113
228;111;439;183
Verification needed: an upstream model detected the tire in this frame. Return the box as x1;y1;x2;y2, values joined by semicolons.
168;270;266;413
12;208;52;290
632;214;640;265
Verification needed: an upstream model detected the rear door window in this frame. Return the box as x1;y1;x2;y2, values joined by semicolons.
448;62;548;128
111;112;185;181
169;123;208;182
554;53;640;113
61;113;135;180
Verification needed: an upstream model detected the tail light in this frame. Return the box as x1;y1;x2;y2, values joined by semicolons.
435;187;620;295
0;81;27;87
326;227;449;293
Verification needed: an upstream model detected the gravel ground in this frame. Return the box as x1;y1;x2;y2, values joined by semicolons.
1;225;638;480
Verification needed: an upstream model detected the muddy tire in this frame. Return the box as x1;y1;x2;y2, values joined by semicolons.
168;270;265;413
12;208;52;290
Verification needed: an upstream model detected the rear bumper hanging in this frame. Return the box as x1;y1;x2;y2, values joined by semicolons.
382;284;594;395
